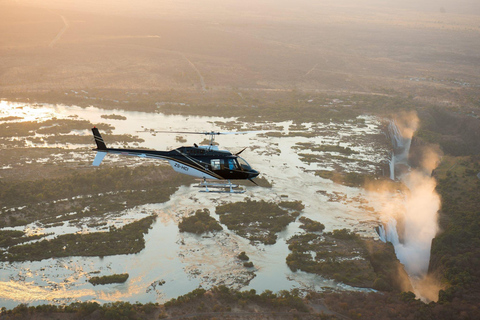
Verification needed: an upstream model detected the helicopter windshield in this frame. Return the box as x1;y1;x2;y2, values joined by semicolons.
237;157;252;171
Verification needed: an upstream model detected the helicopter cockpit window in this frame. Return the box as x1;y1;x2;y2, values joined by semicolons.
237;157;252;171
210;159;223;170
227;158;238;170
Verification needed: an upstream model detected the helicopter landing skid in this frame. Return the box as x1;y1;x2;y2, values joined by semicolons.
196;180;245;194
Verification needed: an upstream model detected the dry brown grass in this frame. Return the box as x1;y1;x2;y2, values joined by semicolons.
0;0;479;107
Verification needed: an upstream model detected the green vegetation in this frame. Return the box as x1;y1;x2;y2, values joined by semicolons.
101;114;127;120
28;133;143;145
364;240;413;292
311;290;453;320
0;117;145;147
298;217;325;232
16;88;410;124
237;176;273;188
1;301;158;320
278;200;305;211
175;135;187;143
164;288;207;308
315;170;404;190
416;107;480;156
287;231;376;287
178;209;222;234
0;116;23;121
315;170;371;187
0;230;43;248
237;251;250;261
2;216;156;261
237;252;254;267
89;273;129;285
287;228;409;291
0;165;192;227
429;155;480;307
0;119;114;138
215;199;301;245
165;286;309;313
294;142;358;155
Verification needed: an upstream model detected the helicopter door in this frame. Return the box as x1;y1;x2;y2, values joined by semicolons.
210;159;224;171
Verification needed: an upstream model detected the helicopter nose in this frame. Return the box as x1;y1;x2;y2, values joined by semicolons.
249;170;260;179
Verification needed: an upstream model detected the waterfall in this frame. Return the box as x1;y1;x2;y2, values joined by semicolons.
377;218;400;245
376;114;440;298
389;152;395;180
387;120;411;180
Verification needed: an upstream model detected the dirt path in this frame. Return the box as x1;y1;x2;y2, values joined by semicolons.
183;55;207;92
49;14;69;47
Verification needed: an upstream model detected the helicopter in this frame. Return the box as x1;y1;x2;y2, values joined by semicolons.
91;127;260;193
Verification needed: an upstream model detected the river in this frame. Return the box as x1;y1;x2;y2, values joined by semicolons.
0;101;389;307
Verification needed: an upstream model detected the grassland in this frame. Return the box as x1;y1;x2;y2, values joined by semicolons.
1;1;479;112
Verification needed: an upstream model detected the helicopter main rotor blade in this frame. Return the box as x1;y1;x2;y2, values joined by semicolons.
136;130;263;135
136;130;207;135
235;147;247;155
217;131;263;135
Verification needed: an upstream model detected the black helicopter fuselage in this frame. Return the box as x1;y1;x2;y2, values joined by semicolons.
91;127;259;181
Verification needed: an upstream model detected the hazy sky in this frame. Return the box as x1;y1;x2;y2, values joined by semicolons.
14;0;480;18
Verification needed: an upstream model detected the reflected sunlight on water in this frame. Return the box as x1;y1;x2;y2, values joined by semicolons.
0;101;389;308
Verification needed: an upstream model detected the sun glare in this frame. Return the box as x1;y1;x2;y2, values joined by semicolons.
0;101;65;122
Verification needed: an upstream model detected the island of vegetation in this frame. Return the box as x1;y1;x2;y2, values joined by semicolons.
237;251;250;261
287;229;375;288
315;170;374;187
215;199;303;245
287;226;411;291
294;142;358;155
0;230;43;248
178;209;222;234
100;114;127;120
236;251;254;267
88;273;129;285
0;165;192;229
278;200;305;211
2;216;156;262
298;216;325;232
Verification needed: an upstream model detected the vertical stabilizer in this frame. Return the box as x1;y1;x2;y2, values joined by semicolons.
92;127;107;150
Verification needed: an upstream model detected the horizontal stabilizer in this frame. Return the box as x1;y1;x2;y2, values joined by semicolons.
92;151;107;166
